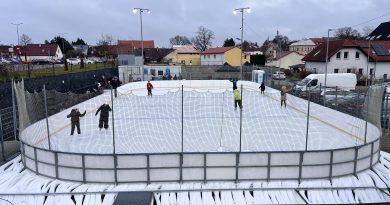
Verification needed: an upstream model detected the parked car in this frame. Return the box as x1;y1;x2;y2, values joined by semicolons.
7;58;19;64
0;58;11;64
272;71;286;80
31;59;53;65
66;58;80;65
84;59;95;64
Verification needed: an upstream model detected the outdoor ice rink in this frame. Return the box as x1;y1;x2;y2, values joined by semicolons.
20;80;380;154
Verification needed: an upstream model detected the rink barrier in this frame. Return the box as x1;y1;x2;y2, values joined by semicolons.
20;138;380;184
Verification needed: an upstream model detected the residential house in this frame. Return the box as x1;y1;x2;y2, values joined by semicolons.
136;48;174;64
367;21;390;40
164;45;201;65
266;51;304;69
302;39;390;79
23;44;63;62
200;46;249;66
289;39;317;56
117;40;155;66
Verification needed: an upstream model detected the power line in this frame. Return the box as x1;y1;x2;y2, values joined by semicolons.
350;11;390;28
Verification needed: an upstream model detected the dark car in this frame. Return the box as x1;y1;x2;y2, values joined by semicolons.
32;59;53;65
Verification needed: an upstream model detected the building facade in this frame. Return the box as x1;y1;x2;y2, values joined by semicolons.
164;45;201;65
266;51;304;69
201;46;249;66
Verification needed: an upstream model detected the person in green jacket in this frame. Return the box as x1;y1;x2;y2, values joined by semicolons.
233;87;242;110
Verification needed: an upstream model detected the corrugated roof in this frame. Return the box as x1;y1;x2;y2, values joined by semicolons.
201;46;236;54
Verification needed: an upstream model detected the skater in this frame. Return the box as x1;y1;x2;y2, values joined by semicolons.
280;86;291;108
95;104;112;130
110;76;122;98
99;75;108;89
147;81;153;97
67;108;86;135
259;82;265;94
233;87;243;110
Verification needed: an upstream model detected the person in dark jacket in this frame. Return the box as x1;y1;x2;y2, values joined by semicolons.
95;104;112;130
67;108;86;135
110;76;122;98
259;82;265;94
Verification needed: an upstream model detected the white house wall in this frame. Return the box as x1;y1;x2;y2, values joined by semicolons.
201;54;224;65
266;53;304;69
305;48;386;78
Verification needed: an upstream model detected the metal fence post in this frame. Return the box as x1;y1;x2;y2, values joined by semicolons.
298;152;303;182
180;153;183;183
204;153;207;183
353;147;358;177
147;154;150;184
110;88;118;184
235;153;239;183
305;86;311;151
370;142;374;168
239;84;243;152
364;87;370;144
34;148;38;174
54;152;59;179
329;150;333;181
267;152;271;181
386;94;389;133
181;85;184;153
219;92;225;151
0;114;5;161
11;80;17;141
43;85;51;150
335;86;338;108
82;154;86;183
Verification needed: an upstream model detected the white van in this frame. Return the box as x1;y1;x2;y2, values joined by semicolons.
294;73;357;91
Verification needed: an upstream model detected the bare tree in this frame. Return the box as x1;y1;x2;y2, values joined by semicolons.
97;34;114;46
334;27;361;39
20;34;32;46
169;35;191;46
361;26;374;37
191;26;214;51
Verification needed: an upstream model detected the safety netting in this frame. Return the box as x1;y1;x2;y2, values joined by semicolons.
14;80;382;154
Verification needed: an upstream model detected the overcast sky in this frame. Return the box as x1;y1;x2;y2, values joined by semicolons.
1;0;389;47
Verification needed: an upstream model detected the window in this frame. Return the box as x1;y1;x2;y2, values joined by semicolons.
347;68;352;73
203;55;206;59
355;52;359;59
370;68;374;75
158;70;163;76
214;54;216;59
358;69;363;75
343;51;349;59
207;55;210;59
336;52;341;59
334;69;339;73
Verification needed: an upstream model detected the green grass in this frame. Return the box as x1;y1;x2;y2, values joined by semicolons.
0;63;115;81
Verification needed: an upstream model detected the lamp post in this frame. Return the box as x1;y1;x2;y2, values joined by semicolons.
57;32;67;59
11;22;23;46
366;39;371;87
234;7;251;80
133;8;150;81
324;28;334;106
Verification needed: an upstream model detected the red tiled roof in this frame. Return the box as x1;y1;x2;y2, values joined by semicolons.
117;40;155;49
310;38;325;45
302;39;390;62
201;46;236;54
25;44;59;56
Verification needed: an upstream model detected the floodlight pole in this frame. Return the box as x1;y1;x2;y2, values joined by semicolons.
111;87;118;184
234;7;250;80
11;22;23;46
133;8;150;81
239;84;243;152
324;29;333;106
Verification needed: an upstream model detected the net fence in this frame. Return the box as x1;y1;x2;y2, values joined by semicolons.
14;80;383;154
